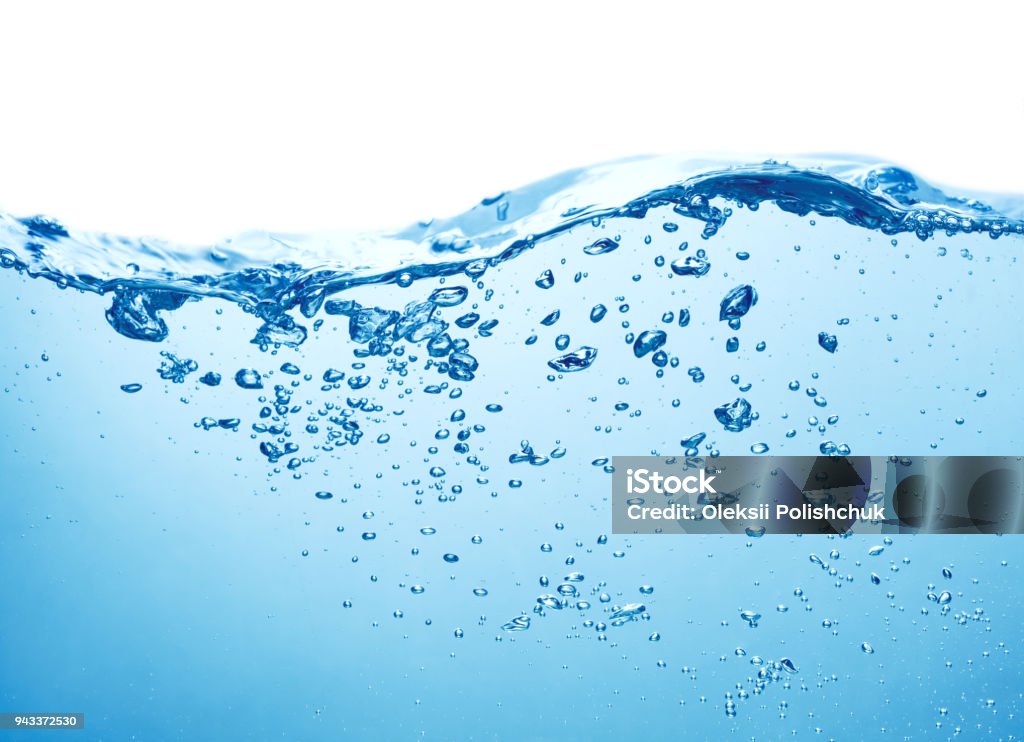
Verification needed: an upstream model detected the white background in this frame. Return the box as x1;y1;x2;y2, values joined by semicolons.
0;0;1021;242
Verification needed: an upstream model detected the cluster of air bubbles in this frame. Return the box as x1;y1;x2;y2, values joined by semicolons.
724;654;799;717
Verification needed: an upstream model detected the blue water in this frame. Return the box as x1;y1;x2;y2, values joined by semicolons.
1;156;1022;739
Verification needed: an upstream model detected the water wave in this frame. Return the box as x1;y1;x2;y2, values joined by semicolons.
1;155;1021;342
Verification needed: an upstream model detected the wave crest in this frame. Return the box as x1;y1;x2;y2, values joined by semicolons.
1;155;1021;342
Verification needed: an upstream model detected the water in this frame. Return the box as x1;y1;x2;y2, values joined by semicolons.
1;155;1022;739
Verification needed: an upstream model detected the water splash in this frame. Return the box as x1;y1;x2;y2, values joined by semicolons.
2;156;1021;345
2;155;1023;737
